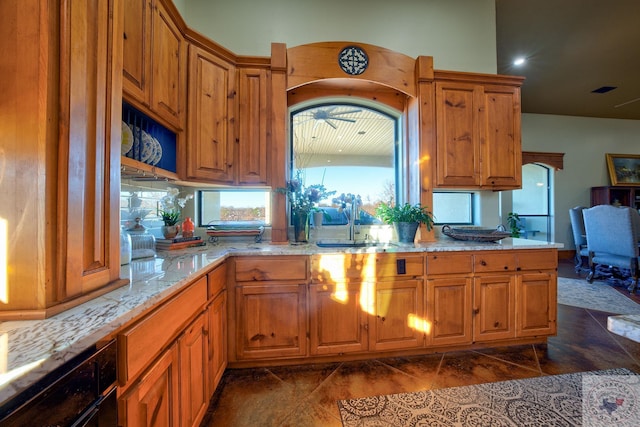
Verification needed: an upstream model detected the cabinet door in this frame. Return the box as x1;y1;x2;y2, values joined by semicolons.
237;67;269;185
480;85;522;188
473;275;516;342
369;280;424;351
122;0;151;103
207;291;227;395
426;277;473;346
309;282;368;355
178;313;208;427
516;271;557;337
120;344;180;427
186;45;236;183
58;0;123;298
435;82;482;187
235;284;307;359
150;0;186;129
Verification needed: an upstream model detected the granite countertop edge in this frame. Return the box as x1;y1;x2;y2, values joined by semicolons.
0;237;562;407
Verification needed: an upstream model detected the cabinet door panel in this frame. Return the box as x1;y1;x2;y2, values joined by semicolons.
473;275;515;342
179;314;208;427
517;272;557;337
59;0;122;298
238;67;269;185
369;280;424;351
122;0;151;102
207;292;227;394
427;277;473;346
236;284;307;359
186;46;236;182
120;344;180;427
151;0;185;129
481;86;521;187
309;283;368;355
435;82;481;187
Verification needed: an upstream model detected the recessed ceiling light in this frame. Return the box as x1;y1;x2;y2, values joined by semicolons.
513;57;526;66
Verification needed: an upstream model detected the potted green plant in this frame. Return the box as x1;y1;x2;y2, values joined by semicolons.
507;212;521;238
376;202;434;243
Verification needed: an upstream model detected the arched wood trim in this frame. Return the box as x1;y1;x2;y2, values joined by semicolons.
522;151;564;170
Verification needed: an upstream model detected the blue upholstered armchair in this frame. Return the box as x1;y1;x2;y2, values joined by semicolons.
582;205;640;294
569;206;589;273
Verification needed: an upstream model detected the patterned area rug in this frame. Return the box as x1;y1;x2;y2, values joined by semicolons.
338;368;640;427
557;277;640;314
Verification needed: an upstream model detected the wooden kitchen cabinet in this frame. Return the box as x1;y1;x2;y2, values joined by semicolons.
425;253;474;346
178;313;208;427
237;66;270;185
186;45;237;183
515;250;557;337
0;0;126;318
473;274;516;342
205;263;227;396
120;343;180;427
434;72;523;189
309;253;425;355
309;281;369;355
232;256;308;360
122;0;186;130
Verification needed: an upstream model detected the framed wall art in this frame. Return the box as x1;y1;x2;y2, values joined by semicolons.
606;153;640;186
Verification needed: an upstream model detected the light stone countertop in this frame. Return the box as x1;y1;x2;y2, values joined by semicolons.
608;315;640;343
0;237;562;407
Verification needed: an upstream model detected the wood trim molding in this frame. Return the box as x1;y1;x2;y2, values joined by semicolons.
522;151;564;170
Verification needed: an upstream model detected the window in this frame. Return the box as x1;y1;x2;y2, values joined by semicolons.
290;101;401;218
432;192;474;225
512;163;551;241
199;190;270;227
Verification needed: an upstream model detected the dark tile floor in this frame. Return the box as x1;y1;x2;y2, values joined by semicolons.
200;259;640;426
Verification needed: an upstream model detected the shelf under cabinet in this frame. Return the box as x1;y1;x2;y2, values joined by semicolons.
121;156;179;182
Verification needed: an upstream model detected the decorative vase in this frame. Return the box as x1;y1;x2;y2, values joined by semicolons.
312;211;325;229
182;217;195;238
394;222;420;244
292;211;310;243
162;224;180;240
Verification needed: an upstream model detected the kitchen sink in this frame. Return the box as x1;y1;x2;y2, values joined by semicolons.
316;239;388;248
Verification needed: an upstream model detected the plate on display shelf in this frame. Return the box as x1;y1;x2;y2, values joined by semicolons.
121;121;133;156
140;130;156;164
151;136;162;165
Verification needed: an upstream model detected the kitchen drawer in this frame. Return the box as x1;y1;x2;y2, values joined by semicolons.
474;252;517;273
207;263;227;299
516;249;557;271
117;277;207;384
234;256;308;282
311;253;423;282
426;253;473;275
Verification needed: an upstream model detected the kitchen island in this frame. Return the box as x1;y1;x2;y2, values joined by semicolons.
0;237;561;420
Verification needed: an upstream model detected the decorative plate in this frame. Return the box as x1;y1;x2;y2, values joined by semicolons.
140;130;155;164
441;224;512;242
151;136;162;165
121;121;134;155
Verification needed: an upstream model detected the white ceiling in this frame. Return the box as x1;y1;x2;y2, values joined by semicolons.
496;0;640;120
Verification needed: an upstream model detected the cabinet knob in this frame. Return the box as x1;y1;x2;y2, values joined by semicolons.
481;260;487;266
473;308;480;315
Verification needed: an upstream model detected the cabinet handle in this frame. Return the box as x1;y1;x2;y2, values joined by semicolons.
481;260;487;266
473;308;480;315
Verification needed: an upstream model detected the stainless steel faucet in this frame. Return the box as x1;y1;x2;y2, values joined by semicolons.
348;195;362;241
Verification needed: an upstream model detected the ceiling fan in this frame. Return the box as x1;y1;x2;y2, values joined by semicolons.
297;106;362;129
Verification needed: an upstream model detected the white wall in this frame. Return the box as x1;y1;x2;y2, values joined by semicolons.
522;113;640;248
180;0;497;73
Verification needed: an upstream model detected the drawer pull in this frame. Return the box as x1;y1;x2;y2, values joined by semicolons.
250;333;266;341
481;260;487;266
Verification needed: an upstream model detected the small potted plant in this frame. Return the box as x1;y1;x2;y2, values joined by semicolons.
376;202;434;243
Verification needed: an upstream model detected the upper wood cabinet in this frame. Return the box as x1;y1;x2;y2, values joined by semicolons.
434;73;523;189
186;45;237;183
0;0;126;319
122;0;186;130
237;67;270;185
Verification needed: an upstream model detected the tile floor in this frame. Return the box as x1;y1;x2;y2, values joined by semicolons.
200;259;640;426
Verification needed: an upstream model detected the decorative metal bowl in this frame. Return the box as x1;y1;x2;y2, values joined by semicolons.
441;224;511;242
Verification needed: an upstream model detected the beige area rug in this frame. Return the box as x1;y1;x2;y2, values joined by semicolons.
338;368;640;427
557;277;640;315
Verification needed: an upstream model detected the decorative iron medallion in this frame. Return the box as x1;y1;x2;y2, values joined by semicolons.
338;46;368;76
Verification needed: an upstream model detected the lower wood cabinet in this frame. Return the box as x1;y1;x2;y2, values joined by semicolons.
235;283;307;360
517;271;557;337
473;274;516;342
120;344;180;427
426;276;473;346
178;313;208;427
207;291;227;395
